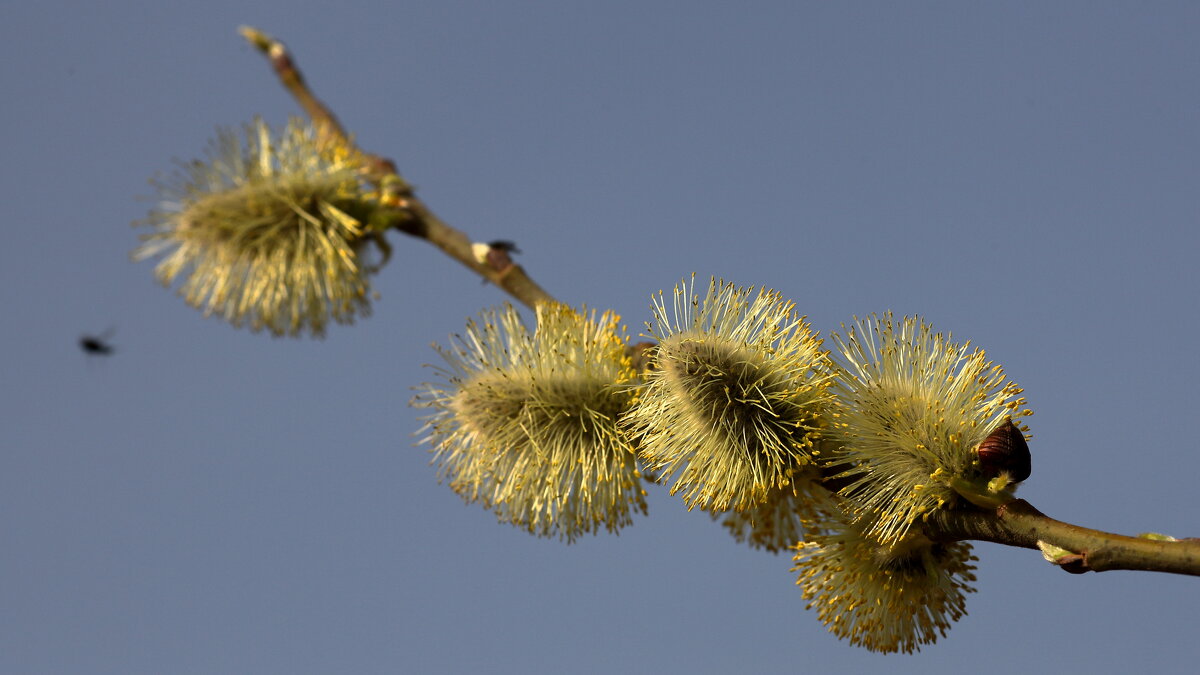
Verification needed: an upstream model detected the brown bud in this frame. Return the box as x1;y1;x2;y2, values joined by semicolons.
976;419;1031;483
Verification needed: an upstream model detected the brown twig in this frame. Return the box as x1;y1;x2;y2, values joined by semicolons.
927;499;1200;576
238;26;557;310
238;27;1200;580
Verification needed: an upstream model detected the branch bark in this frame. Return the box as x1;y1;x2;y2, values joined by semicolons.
927;499;1200;576
239;26;557;310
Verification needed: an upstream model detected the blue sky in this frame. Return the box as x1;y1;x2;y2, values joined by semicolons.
3;2;1199;673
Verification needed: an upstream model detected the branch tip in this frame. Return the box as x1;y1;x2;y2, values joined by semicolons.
238;26;274;53
237;27;557;310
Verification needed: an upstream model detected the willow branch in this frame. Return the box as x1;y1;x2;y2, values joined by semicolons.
236;28;1200;579
926;499;1200;576
238;26;556;310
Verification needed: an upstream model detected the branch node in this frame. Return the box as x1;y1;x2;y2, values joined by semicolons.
1054;554;1092;574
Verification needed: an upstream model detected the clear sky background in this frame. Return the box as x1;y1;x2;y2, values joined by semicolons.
3;2;1199;673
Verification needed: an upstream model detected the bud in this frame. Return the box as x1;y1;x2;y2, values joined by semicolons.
829;313;1032;544
622;276;833;512
414;303;647;542
133;118;385;337
975;418;1032;483
792;516;978;653
715;467;841;553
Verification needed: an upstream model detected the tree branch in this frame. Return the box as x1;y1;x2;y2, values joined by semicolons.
238;26;557;310
927;499;1200;576
236;27;1200;580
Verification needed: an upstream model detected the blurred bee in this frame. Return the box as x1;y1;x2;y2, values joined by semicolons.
80;328;116;356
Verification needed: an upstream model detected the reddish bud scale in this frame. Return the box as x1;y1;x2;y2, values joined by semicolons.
976;419;1031;483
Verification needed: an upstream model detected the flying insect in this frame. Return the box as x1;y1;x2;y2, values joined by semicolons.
79;328;116;356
